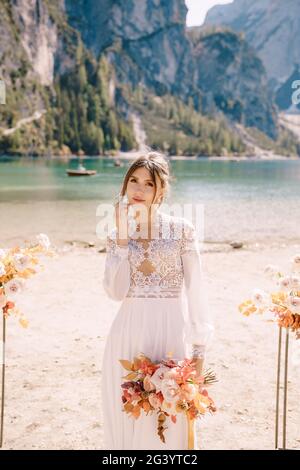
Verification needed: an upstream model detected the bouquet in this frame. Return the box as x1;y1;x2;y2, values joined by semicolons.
238;254;300;340
119;352;217;447
0;233;53;327
0;233;53;448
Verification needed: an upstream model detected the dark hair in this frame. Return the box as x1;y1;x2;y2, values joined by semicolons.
119;151;172;206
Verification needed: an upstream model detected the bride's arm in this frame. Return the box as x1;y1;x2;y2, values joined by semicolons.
180;221;214;374
102;231;131;301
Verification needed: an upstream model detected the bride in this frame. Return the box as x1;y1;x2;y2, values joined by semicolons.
101;151;214;450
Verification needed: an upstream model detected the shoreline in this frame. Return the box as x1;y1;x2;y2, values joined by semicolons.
1;151;299;162
1;237;298;255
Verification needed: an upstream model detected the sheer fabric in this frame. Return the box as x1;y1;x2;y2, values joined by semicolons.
101;210;214;449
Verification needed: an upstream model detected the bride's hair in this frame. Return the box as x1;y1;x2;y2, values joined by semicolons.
119;151;173;206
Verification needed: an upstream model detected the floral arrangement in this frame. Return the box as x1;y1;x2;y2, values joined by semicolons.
119;352;217;445
0;234;53;328
0;233;53;448
238;254;300;339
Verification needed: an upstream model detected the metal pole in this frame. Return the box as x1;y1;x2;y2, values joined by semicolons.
275;326;289;451
0;314;6;448
275;326;282;449
282;327;289;450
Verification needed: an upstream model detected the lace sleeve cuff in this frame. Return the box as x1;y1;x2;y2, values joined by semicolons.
107;236;129;258
114;244;129;258
185;343;206;359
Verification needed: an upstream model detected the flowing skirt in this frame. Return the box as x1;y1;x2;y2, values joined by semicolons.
101;295;199;450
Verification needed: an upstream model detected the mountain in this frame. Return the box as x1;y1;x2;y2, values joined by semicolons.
188;28;277;138
0;0;298;156
64;0;196;101
204;0;300;90
65;0;277;137
0;0;137;156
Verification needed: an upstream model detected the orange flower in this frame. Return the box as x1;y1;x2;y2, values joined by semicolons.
3;300;15;317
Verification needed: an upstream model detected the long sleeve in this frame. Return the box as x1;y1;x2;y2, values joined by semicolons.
181;221;214;359
102;229;131;301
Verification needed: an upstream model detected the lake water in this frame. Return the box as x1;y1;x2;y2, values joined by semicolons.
0;156;299;249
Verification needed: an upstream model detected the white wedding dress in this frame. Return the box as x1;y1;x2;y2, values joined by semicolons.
101;209;214;450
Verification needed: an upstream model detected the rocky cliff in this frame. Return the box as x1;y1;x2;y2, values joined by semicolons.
189;28;277;138
65;0;195;99
204;0;300;90
1;0;297;155
65;0;278;137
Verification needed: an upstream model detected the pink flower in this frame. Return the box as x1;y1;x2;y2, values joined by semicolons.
180;383;197;401
279;275;300;291
148;393;161;410
161;399;177;415
143;375;156;392
290;276;300;290
161;379;180;403
5;278;25;296
279;276;292;291
13;253;30;271
252;289;269;307
287;295;300;314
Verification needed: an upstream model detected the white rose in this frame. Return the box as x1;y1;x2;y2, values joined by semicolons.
279;276;292;291
252;288;269;307
150;366;170;392
13;253;30;271
287;295;300;314
36;233;51;250
0;262;6;277
5;278;25;296
161;378;180;403
0;249;8;260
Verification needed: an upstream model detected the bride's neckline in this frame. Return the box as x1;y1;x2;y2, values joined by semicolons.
130;210;163;242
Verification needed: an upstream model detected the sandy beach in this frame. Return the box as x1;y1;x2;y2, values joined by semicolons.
2;242;300;450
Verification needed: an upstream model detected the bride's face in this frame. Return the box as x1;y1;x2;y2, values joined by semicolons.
126;167;162;210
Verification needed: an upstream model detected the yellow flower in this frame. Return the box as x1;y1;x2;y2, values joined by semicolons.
19;316;29;328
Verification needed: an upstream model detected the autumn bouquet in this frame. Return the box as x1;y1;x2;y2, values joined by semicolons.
238;254;300;449
238;254;300;339
0;233;53;448
119;353;217;448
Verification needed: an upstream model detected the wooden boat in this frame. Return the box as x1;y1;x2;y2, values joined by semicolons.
66;168;97;176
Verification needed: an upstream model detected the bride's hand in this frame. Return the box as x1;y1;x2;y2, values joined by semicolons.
114;198;131;246
191;357;204;377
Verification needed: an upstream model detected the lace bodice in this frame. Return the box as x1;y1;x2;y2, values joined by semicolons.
103;210;214;355
106;212;195;298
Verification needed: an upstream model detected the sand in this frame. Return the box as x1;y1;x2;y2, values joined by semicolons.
1;243;300;450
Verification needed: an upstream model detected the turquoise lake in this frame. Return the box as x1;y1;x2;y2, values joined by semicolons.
0;156;299;248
